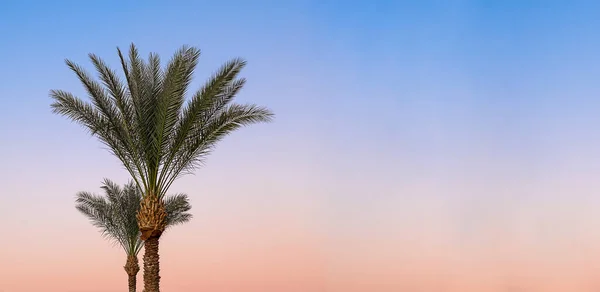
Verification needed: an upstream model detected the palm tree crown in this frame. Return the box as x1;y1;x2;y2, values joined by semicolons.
75;179;192;256
51;44;273;201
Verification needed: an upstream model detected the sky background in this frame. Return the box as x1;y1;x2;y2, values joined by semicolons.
2;0;600;291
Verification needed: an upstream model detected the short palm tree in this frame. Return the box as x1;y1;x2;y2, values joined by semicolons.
50;44;273;291
76;179;191;292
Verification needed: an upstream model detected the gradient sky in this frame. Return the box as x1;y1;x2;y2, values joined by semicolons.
3;1;600;291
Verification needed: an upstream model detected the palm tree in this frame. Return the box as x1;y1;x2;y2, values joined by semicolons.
50;44;273;291
75;179;192;292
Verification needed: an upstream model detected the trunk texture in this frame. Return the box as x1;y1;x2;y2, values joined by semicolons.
137;195;167;241
143;236;161;292
124;255;140;292
138;195;167;292
128;273;137;292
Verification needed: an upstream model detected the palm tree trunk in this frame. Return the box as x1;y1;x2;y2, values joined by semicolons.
143;236;161;292
124;255;140;292
138;195;167;292
128;273;137;292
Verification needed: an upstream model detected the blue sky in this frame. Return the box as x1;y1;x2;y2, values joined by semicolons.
3;0;600;119
3;0;600;206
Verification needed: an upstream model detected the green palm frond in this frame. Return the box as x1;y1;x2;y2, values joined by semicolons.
75;179;192;256
51;44;274;200
75;190;130;250
164;103;272;191
163;194;193;227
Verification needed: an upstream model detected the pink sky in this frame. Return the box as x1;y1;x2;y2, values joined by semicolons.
3;147;600;291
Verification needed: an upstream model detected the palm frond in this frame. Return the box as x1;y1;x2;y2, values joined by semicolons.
139;52;163;192
163;193;192;227
156;47;201;180
163;103;273;191
127;44;154;191
49;91;144;188
75;190;128;249
88;54;146;190
168;58;246;156
156;58;254;196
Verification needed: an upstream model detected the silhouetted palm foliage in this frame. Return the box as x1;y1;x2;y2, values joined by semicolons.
75;179;192;255
51;44;273;200
51;43;273;292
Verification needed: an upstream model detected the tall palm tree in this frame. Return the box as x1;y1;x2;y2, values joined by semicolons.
50;44;273;291
76;179;192;292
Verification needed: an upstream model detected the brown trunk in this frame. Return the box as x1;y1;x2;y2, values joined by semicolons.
137;195;167;241
128;273;137;292
143;236;161;292
137;195;167;292
124;255;140;292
